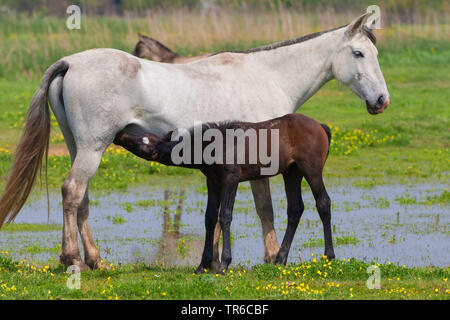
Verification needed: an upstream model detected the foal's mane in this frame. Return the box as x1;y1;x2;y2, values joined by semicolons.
215;25;376;56
162;120;244;142
188;121;244;135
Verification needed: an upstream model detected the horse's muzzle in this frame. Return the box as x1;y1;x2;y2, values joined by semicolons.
366;97;390;115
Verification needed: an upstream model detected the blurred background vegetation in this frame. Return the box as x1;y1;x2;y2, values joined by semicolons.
0;0;449;16
0;0;448;80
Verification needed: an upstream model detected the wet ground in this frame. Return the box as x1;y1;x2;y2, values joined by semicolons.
0;179;448;268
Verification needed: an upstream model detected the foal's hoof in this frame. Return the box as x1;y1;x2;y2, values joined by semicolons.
325;251;336;260
216;264;229;276
194;264;211;275
274;251;288;265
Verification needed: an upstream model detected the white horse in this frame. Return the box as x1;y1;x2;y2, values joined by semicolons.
0;14;389;270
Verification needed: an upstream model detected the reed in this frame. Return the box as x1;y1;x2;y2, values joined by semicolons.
0;6;448;79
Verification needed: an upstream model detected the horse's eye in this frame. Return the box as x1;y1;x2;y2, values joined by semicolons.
353;51;364;58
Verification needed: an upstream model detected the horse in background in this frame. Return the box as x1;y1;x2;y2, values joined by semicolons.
133;33;211;63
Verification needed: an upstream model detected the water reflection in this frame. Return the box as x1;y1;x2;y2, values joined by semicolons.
155;190;203;266
0;180;448;267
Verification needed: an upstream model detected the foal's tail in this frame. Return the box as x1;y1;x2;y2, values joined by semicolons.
320;124;332;156
0;60;69;228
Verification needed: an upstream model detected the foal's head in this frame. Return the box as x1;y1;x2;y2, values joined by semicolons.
114;131;163;161
332;14;390;115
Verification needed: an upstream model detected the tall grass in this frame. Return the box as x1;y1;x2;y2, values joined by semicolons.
0;7;448;79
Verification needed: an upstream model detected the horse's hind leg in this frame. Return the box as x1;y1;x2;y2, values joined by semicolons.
250;179;279;263
49;80;106;270
77;189;108;269
60;149;104;270
305;170;335;260
275;167;304;265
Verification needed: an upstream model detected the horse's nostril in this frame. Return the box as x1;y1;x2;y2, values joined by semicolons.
377;95;384;106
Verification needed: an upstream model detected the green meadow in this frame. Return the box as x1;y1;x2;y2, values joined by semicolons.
0;11;448;300
0;253;448;300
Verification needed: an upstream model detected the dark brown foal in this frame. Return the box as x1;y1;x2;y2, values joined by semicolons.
114;113;334;274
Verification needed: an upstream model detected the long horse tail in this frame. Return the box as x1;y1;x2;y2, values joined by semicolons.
0;60;69;228
320;123;332;156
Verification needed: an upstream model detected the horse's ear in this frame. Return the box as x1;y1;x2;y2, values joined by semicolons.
162;130;175;142
345;13;370;37
137;34;178;62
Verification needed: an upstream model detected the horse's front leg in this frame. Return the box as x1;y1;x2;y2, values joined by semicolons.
250;178;279;263
195;178;220;274
217;180;239;275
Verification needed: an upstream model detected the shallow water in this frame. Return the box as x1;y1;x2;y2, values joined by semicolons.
1;179;448;267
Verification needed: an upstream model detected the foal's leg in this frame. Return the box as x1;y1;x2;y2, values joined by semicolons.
217;181;239;275
195;178;220;274
250;179;279;263
275;168;305;265
60;150;104;271
305;171;335;259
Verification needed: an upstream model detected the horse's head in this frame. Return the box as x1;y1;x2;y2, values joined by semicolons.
332;14;390;115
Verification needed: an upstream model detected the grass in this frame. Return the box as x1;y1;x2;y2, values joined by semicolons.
0;11;448;300
302;236;360;248
0;223;60;233
0;253;447;300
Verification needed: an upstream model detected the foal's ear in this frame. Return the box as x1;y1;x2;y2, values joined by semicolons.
162;130;175;142
345;13;370;37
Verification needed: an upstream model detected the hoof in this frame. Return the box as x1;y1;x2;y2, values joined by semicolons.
60;256;91;272
325;251;336;260
216;269;226;276
210;259;221;272
263;230;280;264
87;258;111;270
263;252;278;264
274;256;287;265
194;264;211;275
216;263;229;276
